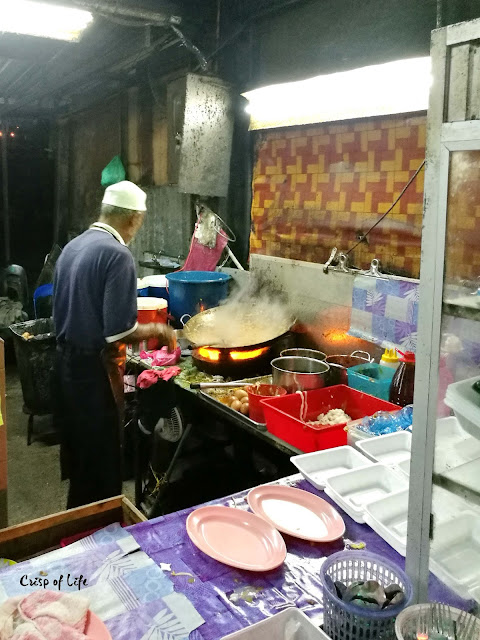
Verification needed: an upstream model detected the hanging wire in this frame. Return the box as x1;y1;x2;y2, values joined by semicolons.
344;159;426;257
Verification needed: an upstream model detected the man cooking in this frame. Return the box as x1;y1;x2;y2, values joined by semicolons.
53;181;175;509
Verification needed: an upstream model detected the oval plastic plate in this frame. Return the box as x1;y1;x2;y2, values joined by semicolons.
186;505;286;571
85;611;112;640
247;484;346;542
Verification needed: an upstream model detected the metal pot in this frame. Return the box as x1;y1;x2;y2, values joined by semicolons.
280;348;327;361
325;350;372;386
271;356;330;393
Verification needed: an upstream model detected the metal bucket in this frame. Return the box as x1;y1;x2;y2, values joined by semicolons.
325;351;372;386
280;348;327;361
271;356;330;393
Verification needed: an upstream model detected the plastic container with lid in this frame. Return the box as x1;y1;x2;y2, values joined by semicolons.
380;348;399;370
136;297;168;351
389;351;415;407
347;362;395;400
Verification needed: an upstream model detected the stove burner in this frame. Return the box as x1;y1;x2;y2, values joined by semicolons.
193;345;272;377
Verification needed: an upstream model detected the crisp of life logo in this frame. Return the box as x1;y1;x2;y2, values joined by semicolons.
20;574;88;590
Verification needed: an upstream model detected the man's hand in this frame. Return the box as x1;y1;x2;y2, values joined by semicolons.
156;324;177;352
124;323;177;350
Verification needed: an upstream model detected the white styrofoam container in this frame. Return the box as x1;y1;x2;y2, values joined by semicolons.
395;459;410;477
364;490;409;556
290;446;373;490
445;376;480;439
221;607;330;640
430;511;480;600
325;464;408;523
357;431;412;466
346;419;374;447
434;416;480;474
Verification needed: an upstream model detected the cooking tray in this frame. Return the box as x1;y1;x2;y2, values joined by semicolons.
199;390;267;430
182;303;294;348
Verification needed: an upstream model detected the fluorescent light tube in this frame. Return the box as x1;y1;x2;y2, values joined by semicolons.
0;1;93;42
243;57;432;130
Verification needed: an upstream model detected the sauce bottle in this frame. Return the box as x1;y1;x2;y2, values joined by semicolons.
389;351;415;407
380;348;399;370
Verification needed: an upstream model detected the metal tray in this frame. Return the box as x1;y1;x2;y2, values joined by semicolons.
199;390;267;431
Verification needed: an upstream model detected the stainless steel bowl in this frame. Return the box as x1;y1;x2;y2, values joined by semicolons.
271;356;330;393
280;348;327;361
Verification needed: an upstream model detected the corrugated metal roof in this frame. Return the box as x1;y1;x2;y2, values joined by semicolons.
0;1;217;119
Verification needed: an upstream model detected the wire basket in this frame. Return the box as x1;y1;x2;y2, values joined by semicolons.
395;603;480;640
320;551;413;640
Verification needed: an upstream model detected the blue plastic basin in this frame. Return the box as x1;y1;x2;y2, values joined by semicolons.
166;271;231;323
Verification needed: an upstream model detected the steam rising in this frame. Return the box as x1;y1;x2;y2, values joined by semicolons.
187;273;293;348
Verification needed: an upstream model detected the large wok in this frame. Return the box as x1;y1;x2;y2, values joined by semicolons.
182;303;294;349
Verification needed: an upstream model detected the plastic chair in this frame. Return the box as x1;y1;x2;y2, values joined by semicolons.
33;283;53;319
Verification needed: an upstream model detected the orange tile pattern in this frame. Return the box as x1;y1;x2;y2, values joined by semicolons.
446;150;480;282
250;114;426;277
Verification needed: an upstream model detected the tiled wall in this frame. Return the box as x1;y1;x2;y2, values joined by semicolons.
250;114;426;278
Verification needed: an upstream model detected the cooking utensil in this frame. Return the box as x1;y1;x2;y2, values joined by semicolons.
325;351;373;385
271;356;330;393
182;303;294;349
415;602;429;640
186;505;286;571
396;604;480;640
280;348;327;361
456;609;478;640
432;603;455;640
191;381;251;389
247;484;345;542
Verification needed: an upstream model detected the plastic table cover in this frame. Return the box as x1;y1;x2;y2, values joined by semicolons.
128;475;472;640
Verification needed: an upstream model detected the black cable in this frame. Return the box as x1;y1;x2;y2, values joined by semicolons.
345;159;426;257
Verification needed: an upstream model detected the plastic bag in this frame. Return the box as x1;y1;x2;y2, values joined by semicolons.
101;155;126;188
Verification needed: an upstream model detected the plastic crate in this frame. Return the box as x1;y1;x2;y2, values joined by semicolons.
10;318;56;414
261;385;398;453
321;550;412;640
348;363;395;401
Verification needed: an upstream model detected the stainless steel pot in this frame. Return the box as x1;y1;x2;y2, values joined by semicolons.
271;356;330;393
325;350;372;385
280;348;327;361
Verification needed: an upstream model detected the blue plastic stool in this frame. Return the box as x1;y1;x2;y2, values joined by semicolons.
33;284;53;319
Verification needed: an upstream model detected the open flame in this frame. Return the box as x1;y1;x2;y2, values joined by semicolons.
198;347;221;361
230;347;269;361
197;346;269;362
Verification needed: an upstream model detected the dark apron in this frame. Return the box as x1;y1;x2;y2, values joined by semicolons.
54;341;126;509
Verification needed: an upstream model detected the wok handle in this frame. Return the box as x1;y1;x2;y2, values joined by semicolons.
180;314;192;327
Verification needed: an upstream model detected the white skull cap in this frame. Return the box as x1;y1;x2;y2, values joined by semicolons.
102;181;147;212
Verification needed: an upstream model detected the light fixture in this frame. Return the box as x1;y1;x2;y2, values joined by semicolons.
242;57;432;130
0;1;93;42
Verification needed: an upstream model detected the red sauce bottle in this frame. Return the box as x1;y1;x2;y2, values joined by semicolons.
389;351;415;407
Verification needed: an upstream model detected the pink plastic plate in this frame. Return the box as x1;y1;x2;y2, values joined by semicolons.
85;611;112;640
247;485;345;542
186;505;286;571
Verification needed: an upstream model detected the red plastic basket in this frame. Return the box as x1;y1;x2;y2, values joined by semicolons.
261;385;398;453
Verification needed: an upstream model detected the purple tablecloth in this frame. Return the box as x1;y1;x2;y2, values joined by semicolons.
128;475;472;640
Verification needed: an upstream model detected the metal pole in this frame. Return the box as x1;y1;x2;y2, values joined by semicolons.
1;123;10;266
65;0;181;25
